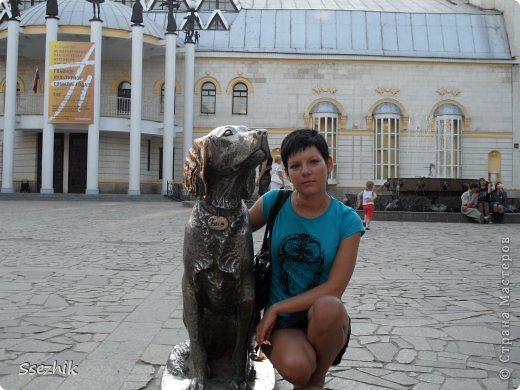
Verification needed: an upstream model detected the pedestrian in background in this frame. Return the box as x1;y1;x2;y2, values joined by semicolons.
357;181;377;230
270;155;285;190
257;155;272;196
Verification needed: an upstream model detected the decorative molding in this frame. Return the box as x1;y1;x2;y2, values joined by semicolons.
436;87;461;96
110;75;131;94
429;99;470;131
195;75;222;94
375;86;400;96
152;77;181;94
304;98;347;129
226;77;254;94
312;86;337;94
366;98;409;130
462;131;512;139
0;76;26;93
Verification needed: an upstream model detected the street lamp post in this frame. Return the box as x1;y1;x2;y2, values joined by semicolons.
154;0;201;193
182;0;198;159
160;0;180;195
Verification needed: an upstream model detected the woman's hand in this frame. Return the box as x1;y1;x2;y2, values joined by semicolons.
256;307;278;346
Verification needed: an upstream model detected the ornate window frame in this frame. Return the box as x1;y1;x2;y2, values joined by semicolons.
431;100;468;178
229;80;250;115
200;82;216;115
304;98;347;129
370;101;403;180
226;76;253;95
366;98;408;130
306;99;345;184
0;77;25;93
195;75;221;94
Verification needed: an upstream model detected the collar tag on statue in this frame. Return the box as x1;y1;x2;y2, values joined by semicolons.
208;216;229;231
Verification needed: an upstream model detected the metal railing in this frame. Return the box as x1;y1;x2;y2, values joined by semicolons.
166;181;193;201
0;94;44;115
100;96;162;121
16;94;44;115
100;96;132;118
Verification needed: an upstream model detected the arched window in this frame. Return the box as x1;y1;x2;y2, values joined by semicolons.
201;82;216;114
311;101;338;182
434;104;462;178
232;82;247;115
117;81;131;116
373;102;401;180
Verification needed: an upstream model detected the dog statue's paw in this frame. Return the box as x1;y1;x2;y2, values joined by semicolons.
226;378;251;390
188;378;207;390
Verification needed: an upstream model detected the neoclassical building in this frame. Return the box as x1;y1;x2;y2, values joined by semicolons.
0;0;519;194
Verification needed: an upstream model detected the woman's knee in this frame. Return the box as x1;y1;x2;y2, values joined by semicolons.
308;296;348;332
277;356;315;385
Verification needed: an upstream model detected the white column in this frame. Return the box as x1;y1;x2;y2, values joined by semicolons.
1;19;20;193
40;16;59;194
183;42;195;160
128;25;143;195
161;32;177;195
63;133;70;193
513;64;520;189
86;20;102;194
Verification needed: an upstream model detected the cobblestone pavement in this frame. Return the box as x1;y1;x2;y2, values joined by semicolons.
0;199;519;390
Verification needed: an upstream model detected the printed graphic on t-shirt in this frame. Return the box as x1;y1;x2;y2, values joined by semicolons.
278;233;324;295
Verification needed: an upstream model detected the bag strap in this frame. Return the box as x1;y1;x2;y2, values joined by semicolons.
261;190;292;249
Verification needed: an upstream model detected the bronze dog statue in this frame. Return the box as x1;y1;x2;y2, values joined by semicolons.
182;125;269;389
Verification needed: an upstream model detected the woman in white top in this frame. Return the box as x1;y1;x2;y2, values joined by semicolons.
270;155;286;190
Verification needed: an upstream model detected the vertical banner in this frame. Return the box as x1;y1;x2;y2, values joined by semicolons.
48;41;95;124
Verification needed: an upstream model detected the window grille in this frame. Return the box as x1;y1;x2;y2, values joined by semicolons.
311;102;338;183
434;104;462;178
232;82;247;115
117;81;131;116
435;116;461;178
373;103;401;180
201;82;216;114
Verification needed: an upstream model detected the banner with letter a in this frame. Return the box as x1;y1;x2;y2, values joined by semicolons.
48;41;95;124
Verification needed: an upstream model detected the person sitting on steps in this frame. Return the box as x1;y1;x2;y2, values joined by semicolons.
461;183;484;223
491;182;508;224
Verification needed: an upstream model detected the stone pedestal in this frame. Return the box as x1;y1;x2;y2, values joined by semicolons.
161;342;276;390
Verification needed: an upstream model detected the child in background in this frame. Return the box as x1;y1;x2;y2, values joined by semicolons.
357;181;377;230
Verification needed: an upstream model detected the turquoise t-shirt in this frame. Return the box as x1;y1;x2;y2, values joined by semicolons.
262;189;364;310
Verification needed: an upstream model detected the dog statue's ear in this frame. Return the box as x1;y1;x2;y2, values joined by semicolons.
241;169;256;200
184;137;209;197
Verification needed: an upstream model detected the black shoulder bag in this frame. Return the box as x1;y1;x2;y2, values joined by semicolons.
254;190;292;311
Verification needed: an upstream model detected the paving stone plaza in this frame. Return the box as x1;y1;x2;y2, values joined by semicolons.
0;198;518;390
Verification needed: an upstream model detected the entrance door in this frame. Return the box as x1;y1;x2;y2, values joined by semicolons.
68;133;88;193
37;133;64;193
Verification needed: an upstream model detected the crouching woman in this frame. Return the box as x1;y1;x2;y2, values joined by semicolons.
249;129;364;389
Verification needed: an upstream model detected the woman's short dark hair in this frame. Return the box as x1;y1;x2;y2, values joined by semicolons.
470;182;479;189
281;129;329;170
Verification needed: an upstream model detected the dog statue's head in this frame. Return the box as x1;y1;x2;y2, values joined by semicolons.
184;125;269;208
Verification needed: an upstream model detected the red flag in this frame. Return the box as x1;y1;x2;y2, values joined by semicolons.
32;67;40;93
